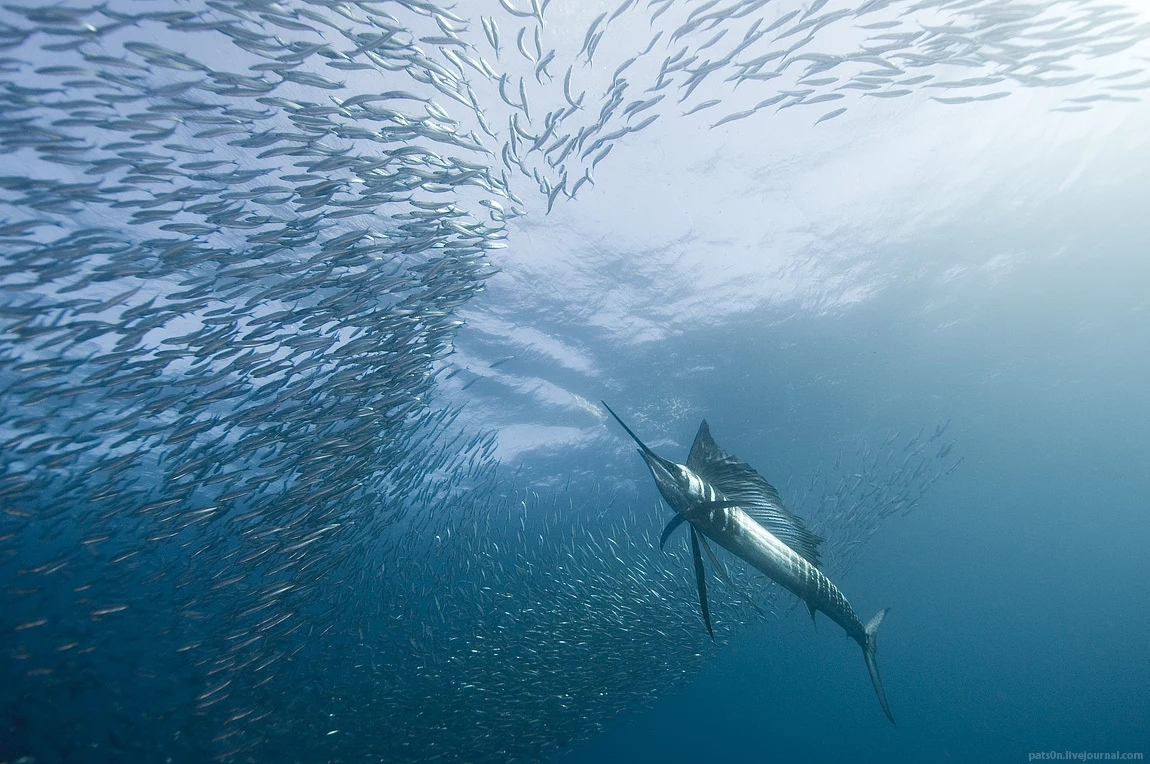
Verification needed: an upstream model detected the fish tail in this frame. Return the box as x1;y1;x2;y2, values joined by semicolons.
862;608;895;725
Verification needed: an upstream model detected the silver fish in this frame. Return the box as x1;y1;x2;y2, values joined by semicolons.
603;402;896;724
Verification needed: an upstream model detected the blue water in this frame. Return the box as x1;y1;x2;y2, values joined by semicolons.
560;293;1150;763
2;0;1150;762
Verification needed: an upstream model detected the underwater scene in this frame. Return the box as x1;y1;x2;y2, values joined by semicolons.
1;0;1148;762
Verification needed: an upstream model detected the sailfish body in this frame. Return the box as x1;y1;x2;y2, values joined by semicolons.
602;401;896;724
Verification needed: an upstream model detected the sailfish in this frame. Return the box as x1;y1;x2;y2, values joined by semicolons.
601;401;896;724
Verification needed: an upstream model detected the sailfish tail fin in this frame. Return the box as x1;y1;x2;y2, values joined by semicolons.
863;608;895;725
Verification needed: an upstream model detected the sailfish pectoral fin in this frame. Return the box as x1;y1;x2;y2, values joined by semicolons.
689;525;714;641
696;531;767;618
659;514;686;550
695;531;731;586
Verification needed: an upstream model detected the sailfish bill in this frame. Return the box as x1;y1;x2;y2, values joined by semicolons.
602;401;896;725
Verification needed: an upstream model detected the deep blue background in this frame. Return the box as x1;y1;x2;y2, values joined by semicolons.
558;276;1150;763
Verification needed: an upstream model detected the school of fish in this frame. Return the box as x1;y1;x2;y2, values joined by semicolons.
0;0;1144;761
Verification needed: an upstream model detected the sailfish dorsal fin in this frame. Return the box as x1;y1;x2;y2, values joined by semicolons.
686;420;825;569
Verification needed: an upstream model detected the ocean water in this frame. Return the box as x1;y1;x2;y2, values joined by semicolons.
1;1;1148;762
